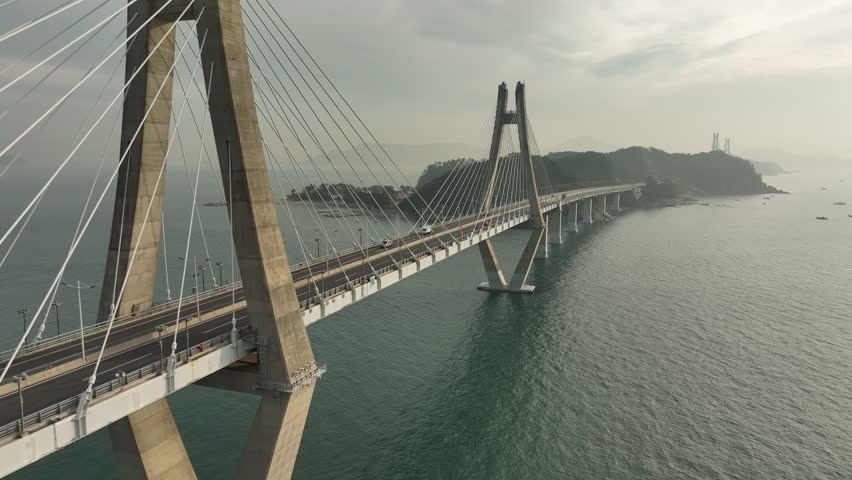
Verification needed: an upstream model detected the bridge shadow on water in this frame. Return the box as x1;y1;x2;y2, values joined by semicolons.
354;220;619;480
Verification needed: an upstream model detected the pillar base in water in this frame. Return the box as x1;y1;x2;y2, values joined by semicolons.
477;282;535;294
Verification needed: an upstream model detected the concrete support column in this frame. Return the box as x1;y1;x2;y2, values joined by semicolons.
592;195;607;220
98;6;197;479
614;192;621;211
506;228;544;292
477;240;508;289
565;202;579;232
195;1;317;478
548;206;562;244
582;198;594;224
110;399;197;480
535;216;549;259
99;9;176;320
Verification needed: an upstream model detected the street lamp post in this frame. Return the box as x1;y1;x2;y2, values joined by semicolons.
314;238;320;259
358;227;363;245
184;316;191;362
17;309;28;346
156;325;166;374
216;260;223;288
51;301;62;337
198;262;207;291
61;281;96;363
14;373;27;438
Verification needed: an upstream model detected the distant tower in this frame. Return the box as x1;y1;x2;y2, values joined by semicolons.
711;132;720;151
724;138;731;154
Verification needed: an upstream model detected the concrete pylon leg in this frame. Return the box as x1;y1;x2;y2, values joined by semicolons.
98;7;197;479
196;2;317;478
615;192;622;212
478;228;542;294
477;240;509;289
506;228;544;292
548;207;562;244
110;399;197;480
566;202;579;232
236;386;316;479
535;216;549;259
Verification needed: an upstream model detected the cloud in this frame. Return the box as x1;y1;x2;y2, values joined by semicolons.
1;0;851;160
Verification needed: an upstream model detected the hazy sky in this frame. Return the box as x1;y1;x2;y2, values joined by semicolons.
281;0;852;159
2;0;851;166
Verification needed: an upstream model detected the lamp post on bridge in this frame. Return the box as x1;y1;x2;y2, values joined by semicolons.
17;309;28;346
198;260;207;292
155;324;166;374
13;373;27;438
51;301;62;337
215;260;223;288
61;281;96;363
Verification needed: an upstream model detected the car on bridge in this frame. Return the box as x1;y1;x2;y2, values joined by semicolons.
420;225;433;235
381;238;393;248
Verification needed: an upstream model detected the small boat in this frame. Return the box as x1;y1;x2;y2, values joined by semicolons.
763;197;771;200
833;202;846;205
816;216;828;220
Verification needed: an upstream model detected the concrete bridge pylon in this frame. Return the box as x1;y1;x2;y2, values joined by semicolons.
477;82;547;294
91;1;317;479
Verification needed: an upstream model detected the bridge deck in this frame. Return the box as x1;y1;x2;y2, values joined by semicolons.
0;184;638;464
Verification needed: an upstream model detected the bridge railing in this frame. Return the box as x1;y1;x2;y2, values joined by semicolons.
0;282;245;365
0;325;253;441
296;181;644;308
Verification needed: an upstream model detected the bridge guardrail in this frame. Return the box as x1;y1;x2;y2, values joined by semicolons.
0;282;245;364
0;325;253;441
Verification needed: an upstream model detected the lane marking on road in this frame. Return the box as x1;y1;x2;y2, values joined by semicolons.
203;315;246;334
90;353;152;381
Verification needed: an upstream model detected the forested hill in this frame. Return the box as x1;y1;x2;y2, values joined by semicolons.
403;147;783;215
544;147;783;195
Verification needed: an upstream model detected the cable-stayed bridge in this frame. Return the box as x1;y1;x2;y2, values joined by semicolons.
0;1;642;478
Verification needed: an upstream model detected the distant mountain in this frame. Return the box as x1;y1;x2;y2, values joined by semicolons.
545;147;782;195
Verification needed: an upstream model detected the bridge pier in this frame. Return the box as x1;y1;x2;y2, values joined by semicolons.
548;205;563;244
110;399;197;480
565;202;579;232
87;1;319;479
613;192;622;212
593;195;608;220
581;198;594;224
92;4;197;478
476;82;544;294
605;193;618;215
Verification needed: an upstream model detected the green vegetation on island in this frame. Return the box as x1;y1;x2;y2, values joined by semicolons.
285;147;785;215
407;147;784;213
544;147;783;195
